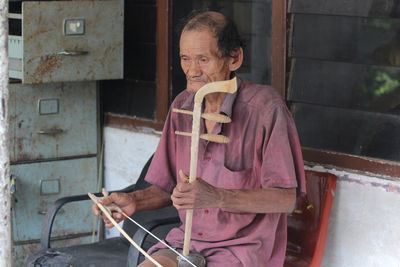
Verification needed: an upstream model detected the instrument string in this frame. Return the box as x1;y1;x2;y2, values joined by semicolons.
121;212;197;267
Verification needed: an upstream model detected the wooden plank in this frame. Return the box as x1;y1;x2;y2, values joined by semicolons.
104;113;164;132
271;0;287;96
291;14;400;66
292;103;400;163
156;0;171;123
288;58;400;111
302;147;400;179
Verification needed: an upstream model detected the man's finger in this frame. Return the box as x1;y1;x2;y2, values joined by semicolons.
179;170;189;183
91;204;100;216
98;192;123;206
112;212;123;220
172;187;187;198
171;195;194;206
98;195;113;205
173;202;194;211
176;182;192;193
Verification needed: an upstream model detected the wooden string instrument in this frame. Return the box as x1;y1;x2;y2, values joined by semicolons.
173;77;237;256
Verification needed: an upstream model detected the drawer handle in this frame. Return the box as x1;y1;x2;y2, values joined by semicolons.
37;128;64;135
56;50;89;56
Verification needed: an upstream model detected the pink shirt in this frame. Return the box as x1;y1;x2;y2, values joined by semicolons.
145;78;306;266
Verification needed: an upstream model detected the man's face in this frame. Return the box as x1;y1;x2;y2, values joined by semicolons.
179;29;232;93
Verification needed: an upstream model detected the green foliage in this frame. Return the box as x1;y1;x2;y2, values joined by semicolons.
373;71;400;96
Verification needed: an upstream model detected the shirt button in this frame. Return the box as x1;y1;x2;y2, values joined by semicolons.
204;209;209;214
205;156;211;161
197;232;203;237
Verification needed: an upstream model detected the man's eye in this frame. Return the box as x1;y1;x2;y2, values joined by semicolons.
200;58;208;63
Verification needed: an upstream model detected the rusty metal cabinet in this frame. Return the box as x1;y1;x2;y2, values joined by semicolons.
7;0;124;266
9;81;100;267
9;0;124;83
9;82;97;162
10;157;97;264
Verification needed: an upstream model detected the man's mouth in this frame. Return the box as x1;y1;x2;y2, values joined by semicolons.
186;76;207;83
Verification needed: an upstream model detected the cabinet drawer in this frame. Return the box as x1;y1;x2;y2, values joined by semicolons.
11;157;98;242
9;82;97;162
8;0;123;83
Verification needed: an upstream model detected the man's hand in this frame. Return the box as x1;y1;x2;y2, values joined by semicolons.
171;170;222;210
91;192;137;228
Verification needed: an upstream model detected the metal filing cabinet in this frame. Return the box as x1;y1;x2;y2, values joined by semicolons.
9;0;123;83
10;157;98;264
8;82;98;162
8;1;124;266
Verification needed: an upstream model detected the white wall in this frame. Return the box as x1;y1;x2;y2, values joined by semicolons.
315;166;400;267
104;126;400;266
103;126;160;190
103;126;160;238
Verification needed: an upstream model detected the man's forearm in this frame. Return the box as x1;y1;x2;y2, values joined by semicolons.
132;185;172;211
218;187;296;213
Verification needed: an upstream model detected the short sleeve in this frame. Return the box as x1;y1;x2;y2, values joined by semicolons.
260;103;306;195
144;108;178;193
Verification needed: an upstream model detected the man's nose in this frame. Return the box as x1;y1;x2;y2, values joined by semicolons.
186;60;201;77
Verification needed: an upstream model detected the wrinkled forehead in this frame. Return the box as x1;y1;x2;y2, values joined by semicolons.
180;28;215;42
179;29;221;56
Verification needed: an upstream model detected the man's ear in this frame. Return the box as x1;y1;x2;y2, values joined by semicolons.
229;47;244;72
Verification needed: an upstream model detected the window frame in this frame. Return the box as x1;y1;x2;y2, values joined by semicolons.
275;1;400;178
105;0;171;132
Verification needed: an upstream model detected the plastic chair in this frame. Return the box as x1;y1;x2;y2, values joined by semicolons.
127;170;337;267
284;170;337;267
26;154;179;267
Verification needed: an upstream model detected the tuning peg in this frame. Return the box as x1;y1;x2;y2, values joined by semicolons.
173;108;231;123
175;131;230;144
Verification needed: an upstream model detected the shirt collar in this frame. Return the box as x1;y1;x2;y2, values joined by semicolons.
181;91;195;111
180;75;241;118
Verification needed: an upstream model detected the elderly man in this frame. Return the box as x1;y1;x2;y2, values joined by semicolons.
93;11;306;267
